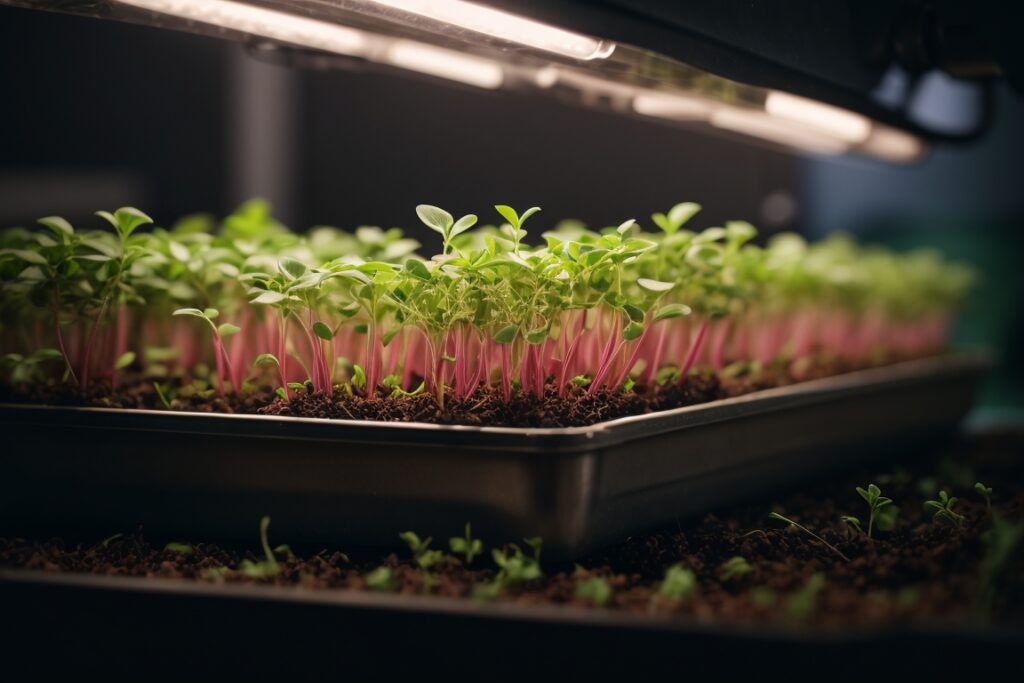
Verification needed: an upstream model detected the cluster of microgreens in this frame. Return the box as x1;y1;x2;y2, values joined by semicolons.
0;199;974;405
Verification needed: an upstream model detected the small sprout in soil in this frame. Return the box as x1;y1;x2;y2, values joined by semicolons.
840;515;862;531
449;522;483;565
163;542;195;555
768;512;851;562
785;572;826;621
364;566;395;592
491;537;543;585
855;483;893;538
99;533;124;548
575;577;613;607
400;530;447;592
399;531;447;570
924;490;966;529
153;381;172;410
238;515;286;578
975;481;993;513
657;564;697;600
719;556;753;582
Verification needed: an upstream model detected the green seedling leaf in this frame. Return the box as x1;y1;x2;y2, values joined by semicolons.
450;214;478;238
352;364;367;390
203;308;219;320
365;566;394;591
405;258;431;280
616;219;637;236
38;215;74;239
653;303;691;321
312;321;334;341
114;351;136;370
254;353;280;368
718;556;752;582
494;325;518;344
449;523;483;565
637;278;675;293
416;205;453;234
575;577;612;606
278;256;307;280
164;542;195;555
623;321;644;341
251;290;287;305
657;564;697;601
217;323;241;337
96;207;153;239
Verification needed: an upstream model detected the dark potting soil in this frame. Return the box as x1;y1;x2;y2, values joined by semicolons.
0;355;910;427
2;435;1022;627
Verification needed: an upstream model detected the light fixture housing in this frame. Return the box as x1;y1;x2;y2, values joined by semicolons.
0;0;929;162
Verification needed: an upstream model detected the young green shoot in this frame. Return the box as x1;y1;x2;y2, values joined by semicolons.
768;512;851;562
855;483;894;538
448;522;483;565
238;515;288;579
657;564;697;600
718;556;753;582
924;490;966;529
364;566;395;592
163;542;195;555
975;481;993;513
575;576;613;607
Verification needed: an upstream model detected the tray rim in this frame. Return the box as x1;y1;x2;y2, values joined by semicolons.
0;350;992;453
1;567;1019;645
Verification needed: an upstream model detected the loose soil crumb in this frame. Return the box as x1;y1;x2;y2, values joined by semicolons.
3;435;1021;627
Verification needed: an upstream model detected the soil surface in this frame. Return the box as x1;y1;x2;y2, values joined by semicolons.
3;433;1022;627
1;354;910;428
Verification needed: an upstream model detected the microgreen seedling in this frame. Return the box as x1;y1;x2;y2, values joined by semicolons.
855;484;893;538
975;482;993;513
238;515;288;578
364;566;395;592
768;512;850;562
575;577;613;606
924;490;966;529
840;515;862;531
163;542;195;555
491;537;543;586
449;522;483;565
718;556;753;582
0;198;975;420
657;564;697;600
98;533;124;548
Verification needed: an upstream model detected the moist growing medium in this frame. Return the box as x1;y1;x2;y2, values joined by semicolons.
3;434;1021;627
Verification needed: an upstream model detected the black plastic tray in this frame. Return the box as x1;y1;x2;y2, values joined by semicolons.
0;352;990;558
1;568;1019;677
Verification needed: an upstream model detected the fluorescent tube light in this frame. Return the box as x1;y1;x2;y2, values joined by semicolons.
711;109;849;155
116;0;368;56
386;40;503;89
633;91;711;120
367;0;615;60
860;125;926;162
765;91;872;143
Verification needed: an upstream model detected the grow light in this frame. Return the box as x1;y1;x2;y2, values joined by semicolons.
385;40;504;89
363;0;616;61
4;0;930;161
710;108;850;155
116;0;369;57
764;92;872;144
